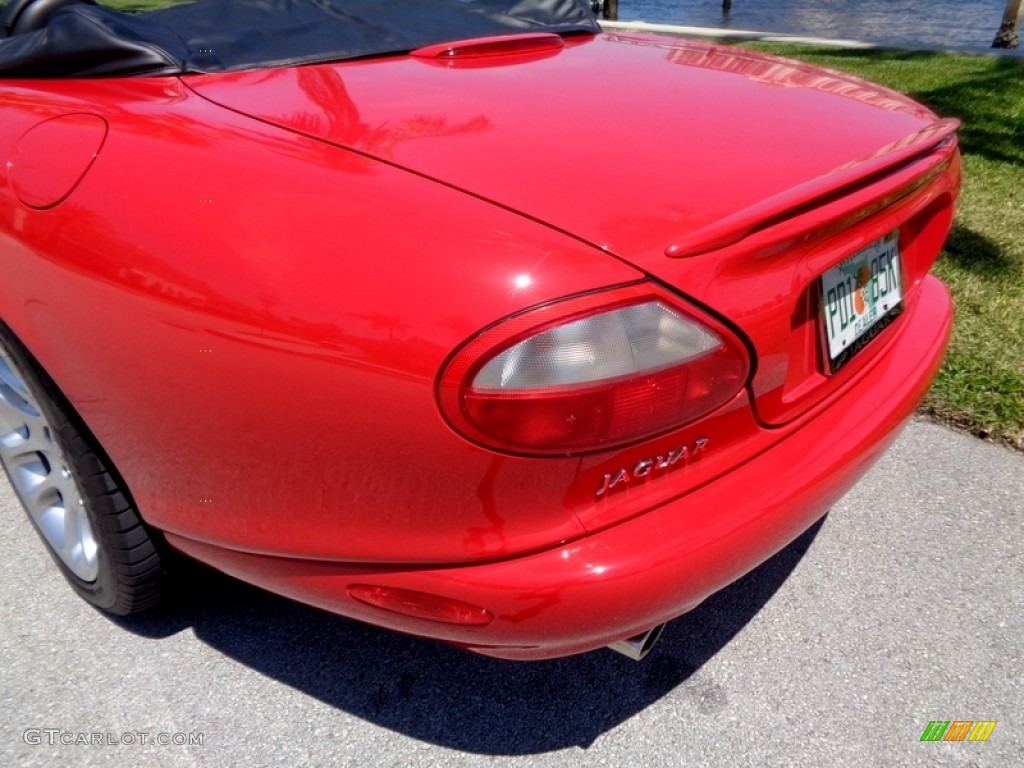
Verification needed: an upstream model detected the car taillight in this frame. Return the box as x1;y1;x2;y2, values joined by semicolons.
438;284;750;455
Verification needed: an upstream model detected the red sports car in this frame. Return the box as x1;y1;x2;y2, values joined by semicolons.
0;0;958;660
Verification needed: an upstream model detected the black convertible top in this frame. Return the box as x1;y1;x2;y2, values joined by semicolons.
0;0;600;77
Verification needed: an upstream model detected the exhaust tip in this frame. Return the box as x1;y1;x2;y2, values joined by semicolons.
607;623;667;661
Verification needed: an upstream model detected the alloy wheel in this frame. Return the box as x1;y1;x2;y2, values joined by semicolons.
0;348;98;581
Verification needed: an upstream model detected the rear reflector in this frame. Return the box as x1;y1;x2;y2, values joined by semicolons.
348;584;494;626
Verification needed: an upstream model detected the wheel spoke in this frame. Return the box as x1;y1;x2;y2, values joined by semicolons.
0;356;39;417
1;417;52;455
0;423;29;448
35;495;67;550
67;504;98;579
10;452;50;496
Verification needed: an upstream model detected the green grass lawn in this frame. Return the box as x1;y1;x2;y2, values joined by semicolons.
739;45;1024;450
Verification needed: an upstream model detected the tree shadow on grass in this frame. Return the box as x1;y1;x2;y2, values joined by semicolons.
111;517;826;755
906;58;1024;167
941;224;1015;278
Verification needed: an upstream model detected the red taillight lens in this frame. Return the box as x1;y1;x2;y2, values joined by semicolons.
438;285;750;455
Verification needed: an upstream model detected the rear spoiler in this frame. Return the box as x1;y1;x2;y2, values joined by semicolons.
666;118;960;258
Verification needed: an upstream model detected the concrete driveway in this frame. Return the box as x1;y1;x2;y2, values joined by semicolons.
1;419;1021;767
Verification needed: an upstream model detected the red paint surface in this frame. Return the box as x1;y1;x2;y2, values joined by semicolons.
0;33;959;658
9;113;107;208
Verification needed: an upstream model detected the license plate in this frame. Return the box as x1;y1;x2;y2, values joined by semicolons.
820;232;903;372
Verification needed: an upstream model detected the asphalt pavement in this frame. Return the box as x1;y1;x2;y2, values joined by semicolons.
1;418;1021;768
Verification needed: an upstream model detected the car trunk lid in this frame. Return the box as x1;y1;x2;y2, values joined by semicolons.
186;33;959;425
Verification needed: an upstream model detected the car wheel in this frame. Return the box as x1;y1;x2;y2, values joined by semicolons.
0;324;166;615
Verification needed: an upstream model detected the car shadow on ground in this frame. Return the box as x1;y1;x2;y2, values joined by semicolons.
112;516;825;754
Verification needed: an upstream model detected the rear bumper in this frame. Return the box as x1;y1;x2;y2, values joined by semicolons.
167;277;952;659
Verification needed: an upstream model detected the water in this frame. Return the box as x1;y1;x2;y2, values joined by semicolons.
614;0;1009;50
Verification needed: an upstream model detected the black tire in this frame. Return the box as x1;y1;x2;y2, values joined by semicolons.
0;322;167;615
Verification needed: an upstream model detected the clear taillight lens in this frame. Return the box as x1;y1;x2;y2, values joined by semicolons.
438;285;750;455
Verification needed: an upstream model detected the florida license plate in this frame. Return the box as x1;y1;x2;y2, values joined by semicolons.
820;232;903;372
